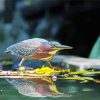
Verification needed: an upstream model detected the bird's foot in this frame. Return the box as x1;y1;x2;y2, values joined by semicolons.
18;65;25;68
18;66;26;75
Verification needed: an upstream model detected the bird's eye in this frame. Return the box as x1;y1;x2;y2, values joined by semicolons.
53;44;56;47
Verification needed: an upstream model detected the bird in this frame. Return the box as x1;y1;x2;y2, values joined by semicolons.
5;38;72;68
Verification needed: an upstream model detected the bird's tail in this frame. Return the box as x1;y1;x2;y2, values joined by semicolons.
4;50;10;53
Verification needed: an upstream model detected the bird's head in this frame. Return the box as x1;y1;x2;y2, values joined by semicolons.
49;41;73;50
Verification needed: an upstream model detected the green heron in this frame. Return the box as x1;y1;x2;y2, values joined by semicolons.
5;38;72;68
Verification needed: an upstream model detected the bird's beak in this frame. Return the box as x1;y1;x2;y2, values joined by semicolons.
56;45;73;50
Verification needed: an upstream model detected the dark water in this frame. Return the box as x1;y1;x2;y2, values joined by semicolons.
0;79;100;100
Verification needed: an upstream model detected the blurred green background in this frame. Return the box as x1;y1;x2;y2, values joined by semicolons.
0;0;100;100
0;0;100;58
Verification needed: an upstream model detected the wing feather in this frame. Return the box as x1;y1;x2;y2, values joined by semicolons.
8;38;49;57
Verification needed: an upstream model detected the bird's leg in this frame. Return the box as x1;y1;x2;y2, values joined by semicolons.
47;60;52;68
18;58;25;68
18;58;26;76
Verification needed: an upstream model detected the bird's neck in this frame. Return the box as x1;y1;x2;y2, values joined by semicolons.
49;50;58;55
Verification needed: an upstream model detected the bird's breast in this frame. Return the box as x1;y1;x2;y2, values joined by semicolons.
31;51;51;60
26;50;58;61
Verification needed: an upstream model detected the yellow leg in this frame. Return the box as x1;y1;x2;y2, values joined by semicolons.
47;60;52;68
18;58;25;68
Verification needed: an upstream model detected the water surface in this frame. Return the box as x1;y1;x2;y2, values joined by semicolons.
0;79;100;100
